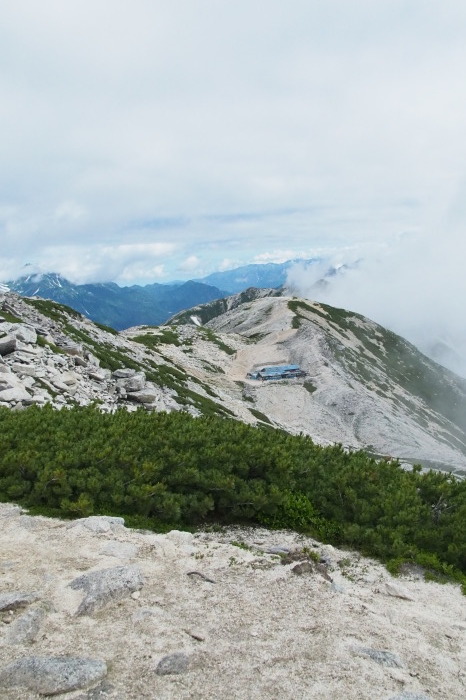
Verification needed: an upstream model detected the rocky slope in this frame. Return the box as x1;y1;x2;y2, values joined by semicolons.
1;502;464;700
2;288;466;476
168;294;466;476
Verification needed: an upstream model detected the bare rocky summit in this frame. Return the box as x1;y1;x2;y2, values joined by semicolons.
0;503;464;699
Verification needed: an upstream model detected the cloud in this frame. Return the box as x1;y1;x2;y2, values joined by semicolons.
254;250;309;264
1;241;177;285
177;255;201;272
286;219;466;376
1;1;466;283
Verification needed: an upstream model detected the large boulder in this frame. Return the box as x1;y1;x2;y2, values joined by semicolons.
120;372;146;392
0;334;16;356
112;368;136;379
61;343;83;357
87;368;111;382
6;606;46;644
126;388;158;404
0;385;32;403
14;324;37;344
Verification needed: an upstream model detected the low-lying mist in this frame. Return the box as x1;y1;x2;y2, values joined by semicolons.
286;230;466;378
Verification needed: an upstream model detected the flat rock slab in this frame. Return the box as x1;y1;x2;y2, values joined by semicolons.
69;565;144;615
389;694;431;700
382;582;415;601
0;591;40;611
354;647;403;668
0;656;107;695
100;541;138;559
68;516;125;533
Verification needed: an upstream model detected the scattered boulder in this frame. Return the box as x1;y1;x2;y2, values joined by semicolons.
61;343;84;357
0;372;17;390
87;368;111;382
69;565;144;615
6;606;46;644
0;656;107;695
292;562;314;575
381;582;415;601
69;516;125;533
112;368;136;379
125;388;158;404
13;324;37;344
266;545;292;554
120;371;146;392
0;334;16;356
0;591;40;611
155;652;190;676
354;647;403;668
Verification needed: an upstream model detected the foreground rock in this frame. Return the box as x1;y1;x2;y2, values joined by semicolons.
0;503;464;699
0;656;107;695
69;565;144;615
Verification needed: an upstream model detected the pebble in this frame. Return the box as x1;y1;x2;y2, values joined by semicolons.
155;652;190;676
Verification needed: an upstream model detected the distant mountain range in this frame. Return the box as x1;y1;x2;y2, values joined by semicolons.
6;260;315;330
6;274;229;330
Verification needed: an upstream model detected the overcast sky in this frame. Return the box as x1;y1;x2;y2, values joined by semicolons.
1;0;466;287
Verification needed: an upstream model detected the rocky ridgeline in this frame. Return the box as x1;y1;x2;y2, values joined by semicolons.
0;503;464;699
0;293;179;413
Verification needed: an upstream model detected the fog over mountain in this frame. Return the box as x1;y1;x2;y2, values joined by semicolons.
286;224;466;377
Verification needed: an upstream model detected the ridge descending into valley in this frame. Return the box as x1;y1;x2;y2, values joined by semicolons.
1;287;466;476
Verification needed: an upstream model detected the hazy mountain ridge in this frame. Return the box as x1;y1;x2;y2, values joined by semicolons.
1;287;466;476
195;259;317;293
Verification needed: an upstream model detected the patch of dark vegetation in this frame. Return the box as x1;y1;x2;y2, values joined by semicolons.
144;360;231;417
36;336;65;354
249;408;272;424
0;309;22;323
303;381;317;394
23;297;81;321
248;332;267;341
94;321;118;336
197;327;235;355
1;404;465;592
133;328;181;348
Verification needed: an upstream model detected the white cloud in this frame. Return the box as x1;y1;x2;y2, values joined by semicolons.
254;250;308;264
1;1;466;286
54;201;87;223
287;219;466;376
177;255;201;272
